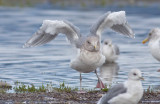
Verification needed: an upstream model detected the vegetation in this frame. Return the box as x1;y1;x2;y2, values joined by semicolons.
146;86;154;94
14;82;46;93
13;81;78;93
0;80;159;95
53;82;78;93
0;0;159;8
101;86;109;92
0;80;12;94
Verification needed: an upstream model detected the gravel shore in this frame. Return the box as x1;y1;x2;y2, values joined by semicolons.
0;91;159;104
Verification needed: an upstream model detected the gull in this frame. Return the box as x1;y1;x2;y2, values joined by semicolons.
23;11;134;92
142;28;160;62
102;39;120;63
97;69;144;104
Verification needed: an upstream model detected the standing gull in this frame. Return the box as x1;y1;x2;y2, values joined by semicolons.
23;11;134;92
102;39;120;63
142;28;160;62
97;69;144;104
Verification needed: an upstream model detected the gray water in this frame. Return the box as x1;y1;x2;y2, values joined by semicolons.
0;6;160;92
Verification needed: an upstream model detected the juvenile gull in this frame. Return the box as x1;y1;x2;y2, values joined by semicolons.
142;28;160;62
97;69;144;104
102;39;120;63
23;11;134;92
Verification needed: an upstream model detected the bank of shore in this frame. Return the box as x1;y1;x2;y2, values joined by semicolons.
0;90;159;104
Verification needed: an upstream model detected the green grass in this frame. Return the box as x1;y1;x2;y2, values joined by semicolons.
0;80;12;94
13;81;78;93
2;81;159;95
146;86;154;94
0;0;159;8
12;81;111;93
53;82;78;93
14;82;47;93
0;80;12;89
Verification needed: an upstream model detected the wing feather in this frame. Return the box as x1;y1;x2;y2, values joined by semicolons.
90;11;134;39
98;83;127;104
113;44;120;55
23;20;81;48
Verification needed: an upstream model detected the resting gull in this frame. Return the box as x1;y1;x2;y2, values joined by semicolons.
102;39;120;63
97;69;144;104
23;11;134;92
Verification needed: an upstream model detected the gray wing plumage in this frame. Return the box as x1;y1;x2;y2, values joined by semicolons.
23;20;81;48
113;44;120;55
90;11;111;36
97;83;127;104
90;11;134;39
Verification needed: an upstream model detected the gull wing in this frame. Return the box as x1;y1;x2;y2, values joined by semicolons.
113;44;120;55
90;11;135;39
97;83;127;104
23;20;81;48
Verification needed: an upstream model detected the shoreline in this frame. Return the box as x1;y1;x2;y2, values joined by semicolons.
0;91;159;104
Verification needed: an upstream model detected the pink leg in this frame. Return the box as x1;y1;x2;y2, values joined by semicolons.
96;79;105;88
157;69;160;72
95;69;105;89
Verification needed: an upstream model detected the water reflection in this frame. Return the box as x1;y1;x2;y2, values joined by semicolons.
99;62;119;86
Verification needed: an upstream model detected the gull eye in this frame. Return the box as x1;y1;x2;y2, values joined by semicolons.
149;33;152;36
133;73;137;76
87;41;91;44
105;42;108;45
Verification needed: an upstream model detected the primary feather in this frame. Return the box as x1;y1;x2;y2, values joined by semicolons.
90;11;134;39
23;20;81;48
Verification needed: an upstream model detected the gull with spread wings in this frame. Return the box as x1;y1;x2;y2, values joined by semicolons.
23;11;134;92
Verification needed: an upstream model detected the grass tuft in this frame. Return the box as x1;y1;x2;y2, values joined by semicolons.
14;82;47;93
146;86;154;94
54;82;78;93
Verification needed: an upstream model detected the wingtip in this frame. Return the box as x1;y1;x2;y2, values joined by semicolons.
22;43;30;48
22;45;27;48
130;33;135;39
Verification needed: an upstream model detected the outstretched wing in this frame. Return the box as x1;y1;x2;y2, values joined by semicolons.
90;11;134;39
23;20;81;48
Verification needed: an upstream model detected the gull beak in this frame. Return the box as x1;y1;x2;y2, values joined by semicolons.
139;77;144;80
109;44;112;47
142;38;149;44
94;45;96;49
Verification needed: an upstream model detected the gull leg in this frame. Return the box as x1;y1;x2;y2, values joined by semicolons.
77;73;86;93
80;72;82;91
95;69;105;89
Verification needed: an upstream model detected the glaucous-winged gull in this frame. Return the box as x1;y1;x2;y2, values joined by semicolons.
102;39;120;63
23;11;134;92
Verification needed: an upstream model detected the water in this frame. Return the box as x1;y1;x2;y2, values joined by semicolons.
0;6;160;92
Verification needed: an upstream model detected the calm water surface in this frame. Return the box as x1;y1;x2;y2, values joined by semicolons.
0;6;160;92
